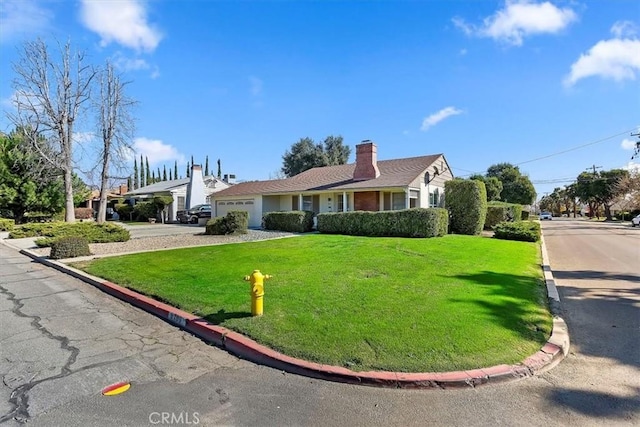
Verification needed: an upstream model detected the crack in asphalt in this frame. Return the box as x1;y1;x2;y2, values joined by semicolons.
0;284;80;424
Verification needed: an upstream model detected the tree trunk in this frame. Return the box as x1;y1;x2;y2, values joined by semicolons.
64;167;75;222
97;151;110;224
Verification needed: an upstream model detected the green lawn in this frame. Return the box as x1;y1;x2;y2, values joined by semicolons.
72;234;552;372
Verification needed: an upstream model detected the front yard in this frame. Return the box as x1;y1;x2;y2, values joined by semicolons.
71;234;552;372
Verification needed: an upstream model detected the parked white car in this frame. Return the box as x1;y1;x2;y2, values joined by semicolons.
632;214;640;227
539;212;553;220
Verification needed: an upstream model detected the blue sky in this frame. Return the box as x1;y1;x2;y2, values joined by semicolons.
1;0;639;199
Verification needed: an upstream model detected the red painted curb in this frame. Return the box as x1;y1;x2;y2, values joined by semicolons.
17;247;570;389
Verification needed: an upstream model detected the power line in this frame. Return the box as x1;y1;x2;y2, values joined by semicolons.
516;129;634;166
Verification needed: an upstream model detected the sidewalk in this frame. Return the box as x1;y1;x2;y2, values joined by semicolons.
1;234;570;389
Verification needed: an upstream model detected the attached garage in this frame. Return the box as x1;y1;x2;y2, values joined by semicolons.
216;199;259;227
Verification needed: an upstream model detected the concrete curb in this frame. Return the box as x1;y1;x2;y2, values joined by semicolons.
3;234;570;389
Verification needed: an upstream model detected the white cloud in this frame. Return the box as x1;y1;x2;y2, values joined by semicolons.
621;138;638;150
73;132;95;144
623;161;640;173
80;0;162;52
0;0;53;43
453;0;577;46
249;76;263;96
111;52;160;78
133;137;185;165
564;38;640;86
611;20;638;38
421;107;463;131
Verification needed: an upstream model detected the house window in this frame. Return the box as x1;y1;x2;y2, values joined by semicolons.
302;195;320;214
392;192;405;210
409;190;418;208
430;188;440;207
337;194;351;212
177;196;185;211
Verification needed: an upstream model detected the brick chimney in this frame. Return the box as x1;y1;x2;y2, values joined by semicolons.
353;141;380;181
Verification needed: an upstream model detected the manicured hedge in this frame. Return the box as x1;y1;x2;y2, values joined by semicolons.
50;236;91;259
445;179;487;235
132;201;157;221
493;221;540;242
8;222;130;247
205;211;248;235
485;202;523;230
0;218;15;232
317;208;448;238
263;211;314;233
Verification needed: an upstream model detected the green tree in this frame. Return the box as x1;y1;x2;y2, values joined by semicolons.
204;156;209;176
281;135;350;177
72;173;91;207
133;158;139;189
575;171;599;218
0;129;64;223
594;169;629;220
145;156;151;185
323;135;351;165
486;163;536;205
163;165;167;181
140;154;145;187
186;161;190;178
470;174;503;201
217;158;221;178
174;160;178;180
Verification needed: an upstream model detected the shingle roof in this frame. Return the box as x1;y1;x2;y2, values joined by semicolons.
125;177;191;195
214;154;443;197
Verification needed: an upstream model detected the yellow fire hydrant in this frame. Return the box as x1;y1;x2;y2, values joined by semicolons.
244;270;271;316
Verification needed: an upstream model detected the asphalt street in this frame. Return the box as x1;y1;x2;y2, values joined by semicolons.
0;218;638;426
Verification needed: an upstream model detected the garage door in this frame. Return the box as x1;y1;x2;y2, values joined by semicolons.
216;200;258;227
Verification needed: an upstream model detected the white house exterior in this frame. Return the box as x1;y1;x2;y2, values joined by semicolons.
212;141;453;228
125;165;230;222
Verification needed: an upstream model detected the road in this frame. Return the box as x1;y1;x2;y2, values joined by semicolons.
0;219;638;426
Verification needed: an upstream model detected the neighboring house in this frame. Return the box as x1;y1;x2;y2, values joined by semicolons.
211;141;454;228
82;184;129;216
125;165;230;222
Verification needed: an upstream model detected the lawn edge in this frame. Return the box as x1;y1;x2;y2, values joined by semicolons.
7;235;570;390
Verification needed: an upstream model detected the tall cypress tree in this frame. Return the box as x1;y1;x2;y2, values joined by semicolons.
145;157;151;185
186;161;190;178
191;155;194;169
151;170;155;183
140;154;145;187
174;161;178;180
169;169;173;181
157;167;161;182
127;176;132;191
204;156;209;176
217;158;221;178
163;165;167;181
133;158;139;189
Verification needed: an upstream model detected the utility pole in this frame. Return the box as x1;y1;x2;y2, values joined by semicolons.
586;164;602;175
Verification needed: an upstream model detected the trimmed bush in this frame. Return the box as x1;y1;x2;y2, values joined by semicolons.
445;179;487;235
205;211;249;235
49;236;91;259
114;203;134;220
132;201;157;222
317;208;448;238
0;218;15;232
263;211;314;232
9;222;130;247
485;202;523;230
74;207;94;220
493;221;540;242
521;210;530;220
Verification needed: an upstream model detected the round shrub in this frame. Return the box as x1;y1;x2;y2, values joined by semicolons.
445;179;487;235
50;236;91;259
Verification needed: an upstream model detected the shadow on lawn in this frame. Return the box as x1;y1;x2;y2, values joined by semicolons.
202;309;252;325
446;271;550;341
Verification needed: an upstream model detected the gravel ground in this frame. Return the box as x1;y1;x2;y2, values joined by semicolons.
31;229;299;258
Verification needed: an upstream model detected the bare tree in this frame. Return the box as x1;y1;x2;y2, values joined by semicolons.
95;61;136;223
10;38;96;222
